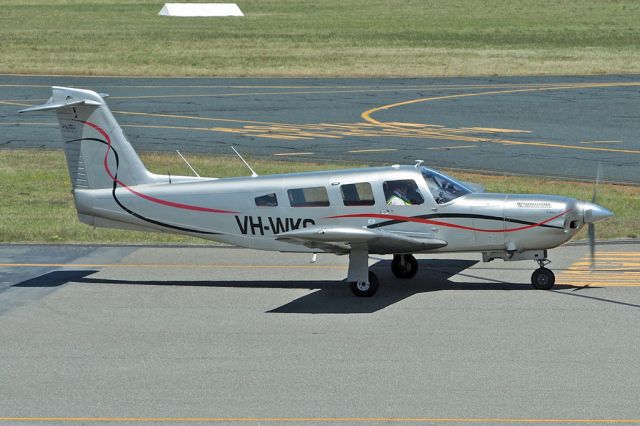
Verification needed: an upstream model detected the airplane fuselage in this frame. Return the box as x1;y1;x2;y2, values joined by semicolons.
72;165;586;255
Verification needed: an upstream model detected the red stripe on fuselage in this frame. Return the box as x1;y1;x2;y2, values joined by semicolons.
80;120;237;214
327;211;571;233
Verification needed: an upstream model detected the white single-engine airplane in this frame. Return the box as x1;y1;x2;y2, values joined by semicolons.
20;87;614;296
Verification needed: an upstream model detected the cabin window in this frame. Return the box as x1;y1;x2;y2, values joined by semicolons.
383;179;424;206
340;182;375;206
255;193;278;207
287;186;330;207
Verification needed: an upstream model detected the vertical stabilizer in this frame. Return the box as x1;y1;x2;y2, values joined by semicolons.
20;87;156;189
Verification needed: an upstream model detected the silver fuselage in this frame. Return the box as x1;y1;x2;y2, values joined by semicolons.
73;165;589;255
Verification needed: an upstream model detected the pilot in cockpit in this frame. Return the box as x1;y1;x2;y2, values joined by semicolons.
387;181;413;206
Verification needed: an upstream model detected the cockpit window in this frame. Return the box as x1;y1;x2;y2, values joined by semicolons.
421;167;472;204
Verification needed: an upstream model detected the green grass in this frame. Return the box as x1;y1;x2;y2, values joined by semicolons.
1;150;637;243
2;0;640;76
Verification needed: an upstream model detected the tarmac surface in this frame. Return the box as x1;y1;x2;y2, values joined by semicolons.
0;242;639;423
1;74;639;184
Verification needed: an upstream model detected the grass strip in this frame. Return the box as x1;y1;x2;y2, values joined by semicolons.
1;150;637;244
2;0;640;77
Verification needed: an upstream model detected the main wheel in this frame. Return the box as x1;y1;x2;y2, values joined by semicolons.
391;254;418;279
531;268;555;290
350;271;379;297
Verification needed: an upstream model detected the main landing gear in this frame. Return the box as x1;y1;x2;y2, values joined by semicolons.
531;258;555;290
349;252;420;297
350;271;379;297
348;248;380;297
391;254;418;279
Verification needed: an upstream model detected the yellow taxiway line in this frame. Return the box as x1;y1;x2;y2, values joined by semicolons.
272;152;315;156
361;82;640;156
7;80;639;157
2;258;638;286
556;252;640;287
0;263;345;269
348;148;398;153
0;417;639;423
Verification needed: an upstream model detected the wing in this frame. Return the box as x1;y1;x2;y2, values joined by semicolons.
276;226;447;254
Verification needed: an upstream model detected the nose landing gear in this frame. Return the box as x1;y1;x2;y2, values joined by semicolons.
531;258;555;290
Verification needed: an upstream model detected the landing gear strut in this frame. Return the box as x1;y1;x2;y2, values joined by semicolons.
531;258;555;290
348;248;379;297
391;254;418;279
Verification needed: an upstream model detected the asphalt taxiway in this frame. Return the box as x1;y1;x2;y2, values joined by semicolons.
1;74;640;184
1;242;639;422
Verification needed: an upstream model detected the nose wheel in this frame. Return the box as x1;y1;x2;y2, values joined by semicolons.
531;258;555;290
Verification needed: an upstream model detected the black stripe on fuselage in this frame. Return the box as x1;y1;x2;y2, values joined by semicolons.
65;138;220;236
367;213;564;230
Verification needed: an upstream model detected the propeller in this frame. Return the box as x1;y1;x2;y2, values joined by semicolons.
588;163;602;271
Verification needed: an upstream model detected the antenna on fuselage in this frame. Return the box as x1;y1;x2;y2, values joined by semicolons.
231;146;258;177
176;150;201;178
414;159;424;168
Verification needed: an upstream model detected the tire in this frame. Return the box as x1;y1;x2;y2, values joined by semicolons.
391;254;418;279
531;268;555;290
350;271;380;297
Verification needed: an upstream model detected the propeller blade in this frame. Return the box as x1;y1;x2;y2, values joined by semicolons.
592;162;602;203
589;162;602;271
588;223;595;271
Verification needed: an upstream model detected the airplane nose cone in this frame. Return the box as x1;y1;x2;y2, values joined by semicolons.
581;202;614;224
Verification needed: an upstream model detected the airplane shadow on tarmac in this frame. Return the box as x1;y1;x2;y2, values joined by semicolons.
270;259;573;314
13;270;98;288
10;259;610;314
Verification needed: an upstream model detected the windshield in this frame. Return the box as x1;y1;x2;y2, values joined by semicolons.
421;167;472;204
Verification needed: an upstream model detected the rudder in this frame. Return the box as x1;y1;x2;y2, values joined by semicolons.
20;87;156;189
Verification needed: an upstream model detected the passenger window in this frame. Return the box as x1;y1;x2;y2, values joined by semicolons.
287;186;330;207
341;182;375;206
255;193;278;207
383;179;424;206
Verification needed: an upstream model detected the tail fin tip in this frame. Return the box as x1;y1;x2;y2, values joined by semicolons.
19;87;107;114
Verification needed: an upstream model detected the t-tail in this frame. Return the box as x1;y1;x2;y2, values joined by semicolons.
19;86;161;189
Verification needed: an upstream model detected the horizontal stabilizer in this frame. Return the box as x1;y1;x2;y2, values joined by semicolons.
19;99;101;114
